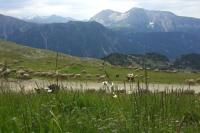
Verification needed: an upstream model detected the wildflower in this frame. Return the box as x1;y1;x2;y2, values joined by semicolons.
48;89;53;93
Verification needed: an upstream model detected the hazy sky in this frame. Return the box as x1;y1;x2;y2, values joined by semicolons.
0;0;200;19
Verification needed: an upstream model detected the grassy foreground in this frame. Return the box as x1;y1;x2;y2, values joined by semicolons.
1;89;200;132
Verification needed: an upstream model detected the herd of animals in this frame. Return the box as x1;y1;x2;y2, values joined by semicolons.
0;63;200;86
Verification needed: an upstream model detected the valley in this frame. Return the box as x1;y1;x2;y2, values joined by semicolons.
0;5;200;132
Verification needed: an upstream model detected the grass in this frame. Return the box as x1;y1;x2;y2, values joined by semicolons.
1;40;200;132
1;40;200;84
1;87;200;132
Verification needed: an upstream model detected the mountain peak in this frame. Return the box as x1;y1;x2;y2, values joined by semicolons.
128;7;145;12
93;9;121;17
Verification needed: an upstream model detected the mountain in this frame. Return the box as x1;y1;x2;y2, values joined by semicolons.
91;8;200;32
0;13;200;59
0;14;121;58
23;15;75;24
102;53;170;69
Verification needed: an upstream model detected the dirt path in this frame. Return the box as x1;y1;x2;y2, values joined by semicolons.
1;79;200;93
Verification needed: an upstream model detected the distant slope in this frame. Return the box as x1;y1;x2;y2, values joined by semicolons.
102;53;170;69
117;32;200;59
23;15;75;24
174;53;200;70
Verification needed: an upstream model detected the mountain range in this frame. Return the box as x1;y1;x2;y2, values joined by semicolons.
91;8;200;33
23;15;75;24
0;7;200;59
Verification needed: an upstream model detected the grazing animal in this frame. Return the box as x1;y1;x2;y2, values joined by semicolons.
98;75;107;82
74;74;81;79
154;69;159;72
126;73;135;82
17;70;30;79
0;68;11;79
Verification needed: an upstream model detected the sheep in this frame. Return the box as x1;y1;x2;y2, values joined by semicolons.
0;68;12;78
154;69;160;72
172;70;178;73
146;68;151;70
139;68;143;70
16;70;31;80
98;75;107;82
23;73;30;79
45;72;55;77
33;72;41;76
60;74;69;79
74;74;81;79
16;70;26;75
126;73;135;82
24;69;34;74
40;72;47;77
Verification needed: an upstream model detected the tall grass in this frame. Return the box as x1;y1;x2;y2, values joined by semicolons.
0;85;200;132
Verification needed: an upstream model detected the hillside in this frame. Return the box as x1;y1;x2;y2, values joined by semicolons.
0;40;105;71
1;40;200;83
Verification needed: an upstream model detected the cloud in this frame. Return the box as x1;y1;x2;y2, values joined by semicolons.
0;0;199;19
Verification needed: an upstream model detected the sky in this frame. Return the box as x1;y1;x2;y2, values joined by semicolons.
0;0;200;20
